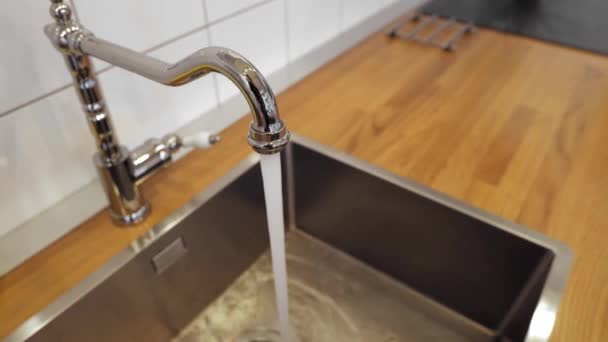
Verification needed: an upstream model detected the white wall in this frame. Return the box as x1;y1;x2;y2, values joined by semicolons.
0;0;414;238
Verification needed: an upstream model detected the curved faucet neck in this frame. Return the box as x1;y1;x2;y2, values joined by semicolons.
44;23;289;154
44;0;289;224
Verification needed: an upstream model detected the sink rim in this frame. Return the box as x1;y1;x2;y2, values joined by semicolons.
6;133;572;342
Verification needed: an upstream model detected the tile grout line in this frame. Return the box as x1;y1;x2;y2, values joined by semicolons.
0;0;277;121
338;0;345;33
201;0;223;112
0;84;74;120
284;0;291;65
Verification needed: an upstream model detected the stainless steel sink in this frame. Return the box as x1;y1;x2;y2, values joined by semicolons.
11;134;571;342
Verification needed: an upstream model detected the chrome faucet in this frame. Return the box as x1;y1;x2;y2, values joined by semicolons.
45;0;290;225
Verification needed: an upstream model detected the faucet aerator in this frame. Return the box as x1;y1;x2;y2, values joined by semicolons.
248;122;290;155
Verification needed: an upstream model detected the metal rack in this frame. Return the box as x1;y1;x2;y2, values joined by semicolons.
387;13;476;51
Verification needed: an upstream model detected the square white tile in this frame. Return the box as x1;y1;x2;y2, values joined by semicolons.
205;0;265;23
0;0;76;115
99;31;218;149
73;0;206;69
0;88;96;236
287;0;341;60
342;0;391;30
209;0;288;102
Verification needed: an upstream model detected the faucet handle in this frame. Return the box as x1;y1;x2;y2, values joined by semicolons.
129;132;219;182
181;131;221;149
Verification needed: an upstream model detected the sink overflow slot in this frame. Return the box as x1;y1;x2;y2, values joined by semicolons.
152;237;188;275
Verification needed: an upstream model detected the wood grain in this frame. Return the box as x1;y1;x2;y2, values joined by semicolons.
2;21;608;340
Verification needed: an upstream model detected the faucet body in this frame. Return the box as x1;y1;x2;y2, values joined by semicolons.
46;1;289;225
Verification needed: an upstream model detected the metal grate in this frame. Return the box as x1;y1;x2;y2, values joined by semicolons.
387;13;476;51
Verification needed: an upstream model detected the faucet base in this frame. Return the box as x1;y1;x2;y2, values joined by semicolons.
94;147;149;226
111;201;150;225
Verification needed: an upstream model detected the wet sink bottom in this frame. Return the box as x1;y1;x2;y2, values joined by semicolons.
175;230;492;342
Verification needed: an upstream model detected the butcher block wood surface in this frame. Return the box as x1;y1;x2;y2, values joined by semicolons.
2;21;608;341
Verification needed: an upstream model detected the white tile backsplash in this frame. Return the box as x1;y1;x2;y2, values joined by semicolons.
0;88;96;236
210;0;288;102
342;0;393;30
0;0;419;261
75;0;205;51
0;0;75;115
287;0;341;60
99;31;217;149
74;0;206;69
205;0;265;23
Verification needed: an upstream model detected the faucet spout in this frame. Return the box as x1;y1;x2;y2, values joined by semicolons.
84;37;289;154
81;36;290;154
45;23;289;154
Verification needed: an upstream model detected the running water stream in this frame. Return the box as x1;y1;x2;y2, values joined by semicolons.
259;153;291;341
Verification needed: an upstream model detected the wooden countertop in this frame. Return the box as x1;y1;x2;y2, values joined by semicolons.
2;21;608;341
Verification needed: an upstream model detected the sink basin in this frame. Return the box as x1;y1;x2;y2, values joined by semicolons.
12;134;571;342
